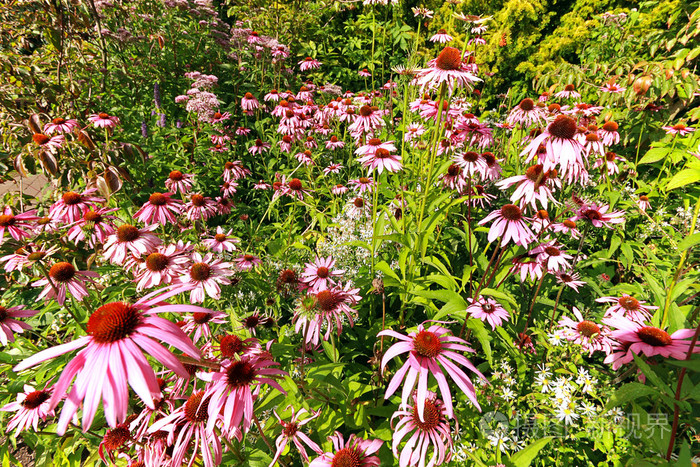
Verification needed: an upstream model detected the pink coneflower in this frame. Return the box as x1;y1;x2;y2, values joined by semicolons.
574;202;625;229
309;432;382;467
299;57;322;71
203;226;239;253
662;123;695;136
0;244;58;272
415;46;481;95
596;295;658;322
496;164;560;210
294;149;315;166
103;224;161;265
33;261;98;305
220;181;238;198
323;163;344;175
636;195;650;212
555;271;586;292
180;309;227;343
88;112;120;129
13;291;209;434
521;114;585;183
348;176;376;194
185;194;218;221
165;170;195;194
358;147;403;174
233;253;262;270
1;384;54;436
301;256;344;292
506;98;547;127
348;105;385;136
271;407;323;465
325;136;345;150
282;178;311;200
593;151;624;175
530;240;572;272
430;29;453;43
391;391;454;467
332;184;348;195
0;207;39;244
248;138;271;155
48;189;104;224
556;307;612;355
236;127;252;136
131;244;190;291
32;133;64;151
598;121;620;146
180;253;233;303
551;218;581;238
210;111;231;123
600;82;626;94
478;204;535;247
254;180;272;190
294;285;360;346
346;196;371;218
66;207;118;247
223;161;251;181
134;192;183;226
0;305;39;345
209;143;229;153
358;68;372;78
378;322;487;419
148;391;223;467
510;252;543;282
265;89;281;102
554;84;581;99
466;296;510;330
241;92;260;113
200;354;286;437
44;117;79;135
441;164;467;191
602;314;699;369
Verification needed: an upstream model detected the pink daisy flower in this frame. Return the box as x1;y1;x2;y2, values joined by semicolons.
358;147;403;174
134;192;183;226
600;82;626;94
0;304;39;345
180;309;227;343
254;180;272;190
555;271;586;292
521;114;586;183
33;261;98;305
48;189;104;224
200;354;286;437
441;164;467;192
662;123;695;136
478;204;535;247
164;170;195;194
264;89;281;102
88;112;120;129
325;136;345;150
556;307;612;354
223;161;251;181
636;195;650;212
32;133;64;151
550;218;581;238
554;84;581;99
596;294;658;322
0;207;39;244
180;252;233;303
348;105;385;137
323;163;344;175
210;111;231;123
391;391;454;467
103;224;161;265
309;432;382;467
301;256;344;292
131;244;190;291
203;226;239;253
496;164;560;210
233;253;262;270
574;202;625;229
429;29;453;43
530;240;572;273
466;296;510;330
248;138;271;155
185;194;218;221
506;98;546;127
598;121;620;146
299;57;322;71
358;68;372;77
1;384;54;436
271;406;323;465
13;290;209;434
0;244;58;272
241;92;260;113
43;117;79;135
348;176;376;194
331;184;348;195
281;178;311;200
378;322;487;419
294;284;360;346
602;314;699;369
66;207;118;247
415;47;481;95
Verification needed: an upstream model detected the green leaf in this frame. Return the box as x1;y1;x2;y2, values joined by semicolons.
666;168;700;191
638;147;669;164
604;382;659;411
677;232;700;251
509;436;553;467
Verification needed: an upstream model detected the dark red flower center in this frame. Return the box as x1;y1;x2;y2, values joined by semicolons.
282;135;293;143
603;121;618;132
447;164;461;176
576;320;600;337
639;195;649;202
637;326;672;346
605;151;616;161
544;246;560;256
672;123;686;131
289;178;303;191
564;84;575;91
219;334;244;357
482;152;496;166
244;315;259;328
282;421;299;438
462;151;479;163
169;170;184;181
98;112;110;119
413;330;442;358
83;211;102;223
331;447;363;467
411;399;441;430
316;266;330;278
226;360;257;388
353;198;364;208
519;98;535;111
184;392;210;423
500;204;522;221
243;254;255;261
547;104;561;113
49;262;76;282
191;194;206;207
0;307;7;322
375;148;390;159
224;162;235;170
193;311;212;324
102;426;130;450
359;105;372;117
0;214;15;227
245;92;254;99
149;193;168;206
435;46;462;71
316;290;340;312
330;135;339;142
22;390;50;409
190;262;211;281
62;191;82;205
33;134;50;145
368;138;381;146
618;296;640;311
52;118;66;125
87;302;142;343
279;269;297;284
536;209;549;220
117;225;140;242
146;253;168;272
548;115;577;140
582;209;602;221
563;219;577;229
214;233;227;242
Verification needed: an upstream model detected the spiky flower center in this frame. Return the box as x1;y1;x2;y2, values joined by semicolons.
411;399;441;430
563;219;577;229
576;320;600;337
289;178;303;191
62;191;82;205
447;164;461;176
169;170;184;181
316;290;340;312
245;92;254;99
435;47;462;71
637;326;672;346
213;112;223;119
22;390;50;409
547;104;561;113
193;311;212;324
353;198;364;208
0;214;15;227
282;421;299;437
52;118;66;125
672;123;686;131
582;209;602;221
190;262;212;281
618;296;640;311
500;204;522;221
190;194;206;207
536;209;549;220
605;152;616;161
226;360;257;388
98;112;110;119
0;307;7;322
602;121;618;132
84;211;102;223
33;134;50;145
316;266;330;278
279;269;297;284
564;84;575;91
117;225;140;242
214;233;227;242
586;133;599;142
244;315;260;328
149;193;168;206
331;447;363;467
219;334;244;358
375;148;391;159
462;151;479;163
243;254;255;261
146;253;168;272
87;302;142;343
413;330;442;358
184;392;210;423
49;262;76;282
359;105;372;117
639;195;649;202
548;115;577;140
544;246;560;256
102;426;130;450
27;252;46;261
519;98;535;111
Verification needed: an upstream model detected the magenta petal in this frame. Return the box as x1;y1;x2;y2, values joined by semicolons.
14;336;90;372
